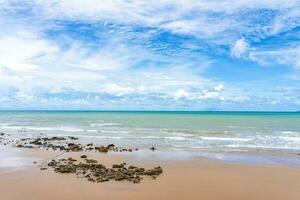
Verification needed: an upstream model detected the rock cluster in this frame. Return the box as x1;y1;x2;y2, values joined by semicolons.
1;133;163;184
1;133;163;183
46;157;163;184
14;136;139;153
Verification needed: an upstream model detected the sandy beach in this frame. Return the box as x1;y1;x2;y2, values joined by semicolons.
1;148;300;200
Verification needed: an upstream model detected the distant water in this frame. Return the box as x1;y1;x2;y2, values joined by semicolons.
1;111;300;152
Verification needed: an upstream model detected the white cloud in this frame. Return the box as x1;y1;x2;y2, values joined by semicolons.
0;35;59;71
173;89;190;100
103;83;135;96
249;47;300;69
2;0;299;44
214;84;224;92
0;23;217;105
198;90;221;100
230;38;249;58
268;7;300;35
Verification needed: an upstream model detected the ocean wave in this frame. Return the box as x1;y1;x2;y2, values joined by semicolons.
206;131;229;135
2;123;300;150
224;144;300;150
90;123;121;127
164;136;190;141
99;130;129;134
169;132;194;137
0;125;92;132
200;136;252;142
280;131;299;134
73;135;124;139
279;136;300;142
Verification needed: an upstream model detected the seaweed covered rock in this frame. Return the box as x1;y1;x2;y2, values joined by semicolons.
44;157;163;184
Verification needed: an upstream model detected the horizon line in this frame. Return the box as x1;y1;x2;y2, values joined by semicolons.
0;109;299;113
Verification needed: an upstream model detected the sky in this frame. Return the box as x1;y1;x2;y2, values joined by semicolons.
0;0;300;111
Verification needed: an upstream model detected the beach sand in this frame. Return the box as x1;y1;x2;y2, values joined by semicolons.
0;149;300;200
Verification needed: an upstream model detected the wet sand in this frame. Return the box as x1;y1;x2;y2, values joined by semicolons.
0;149;300;200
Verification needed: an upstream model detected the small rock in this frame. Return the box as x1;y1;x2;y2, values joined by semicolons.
144;166;163;176
95;146;108;153
68;157;77;162
85;159;97;164
68;136;79;140
112;164;124;169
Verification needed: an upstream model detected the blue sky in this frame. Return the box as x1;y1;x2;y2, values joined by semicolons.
0;0;299;111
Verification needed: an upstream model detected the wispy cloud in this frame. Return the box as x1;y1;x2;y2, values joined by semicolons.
0;0;299;110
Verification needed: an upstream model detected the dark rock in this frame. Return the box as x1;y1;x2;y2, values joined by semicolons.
96;177;109;182
48;160;58;167
80;155;87;158
114;172;127;181
30;138;43;145
44;136;66;141
133;178;141;184
68;136;79;140
67;157;77;162
67;143;82;151
144;166;163;176
95;146;108;153
85;159;98;164
107;144;115;149
46;159;163;184
112;164;124;169
55;165;76;173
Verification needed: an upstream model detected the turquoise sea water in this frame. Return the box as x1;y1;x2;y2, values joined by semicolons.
1;111;300;151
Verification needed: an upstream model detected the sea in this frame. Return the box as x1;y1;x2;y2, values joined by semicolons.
1;111;300;152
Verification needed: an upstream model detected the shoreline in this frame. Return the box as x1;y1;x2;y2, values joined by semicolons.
1;137;300;169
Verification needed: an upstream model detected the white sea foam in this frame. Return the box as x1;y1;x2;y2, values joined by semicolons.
0;125;87;132
90;123;121;127
225;144;300;150
279;136;300;142
281;131;298;134
74;135;124;139
164;136;190;141
200;136;252;142
99;130;129;134
171;132;195;137
136;136;163;139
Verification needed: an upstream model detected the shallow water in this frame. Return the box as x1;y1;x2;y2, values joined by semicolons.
0;111;300;152
0;146;35;173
